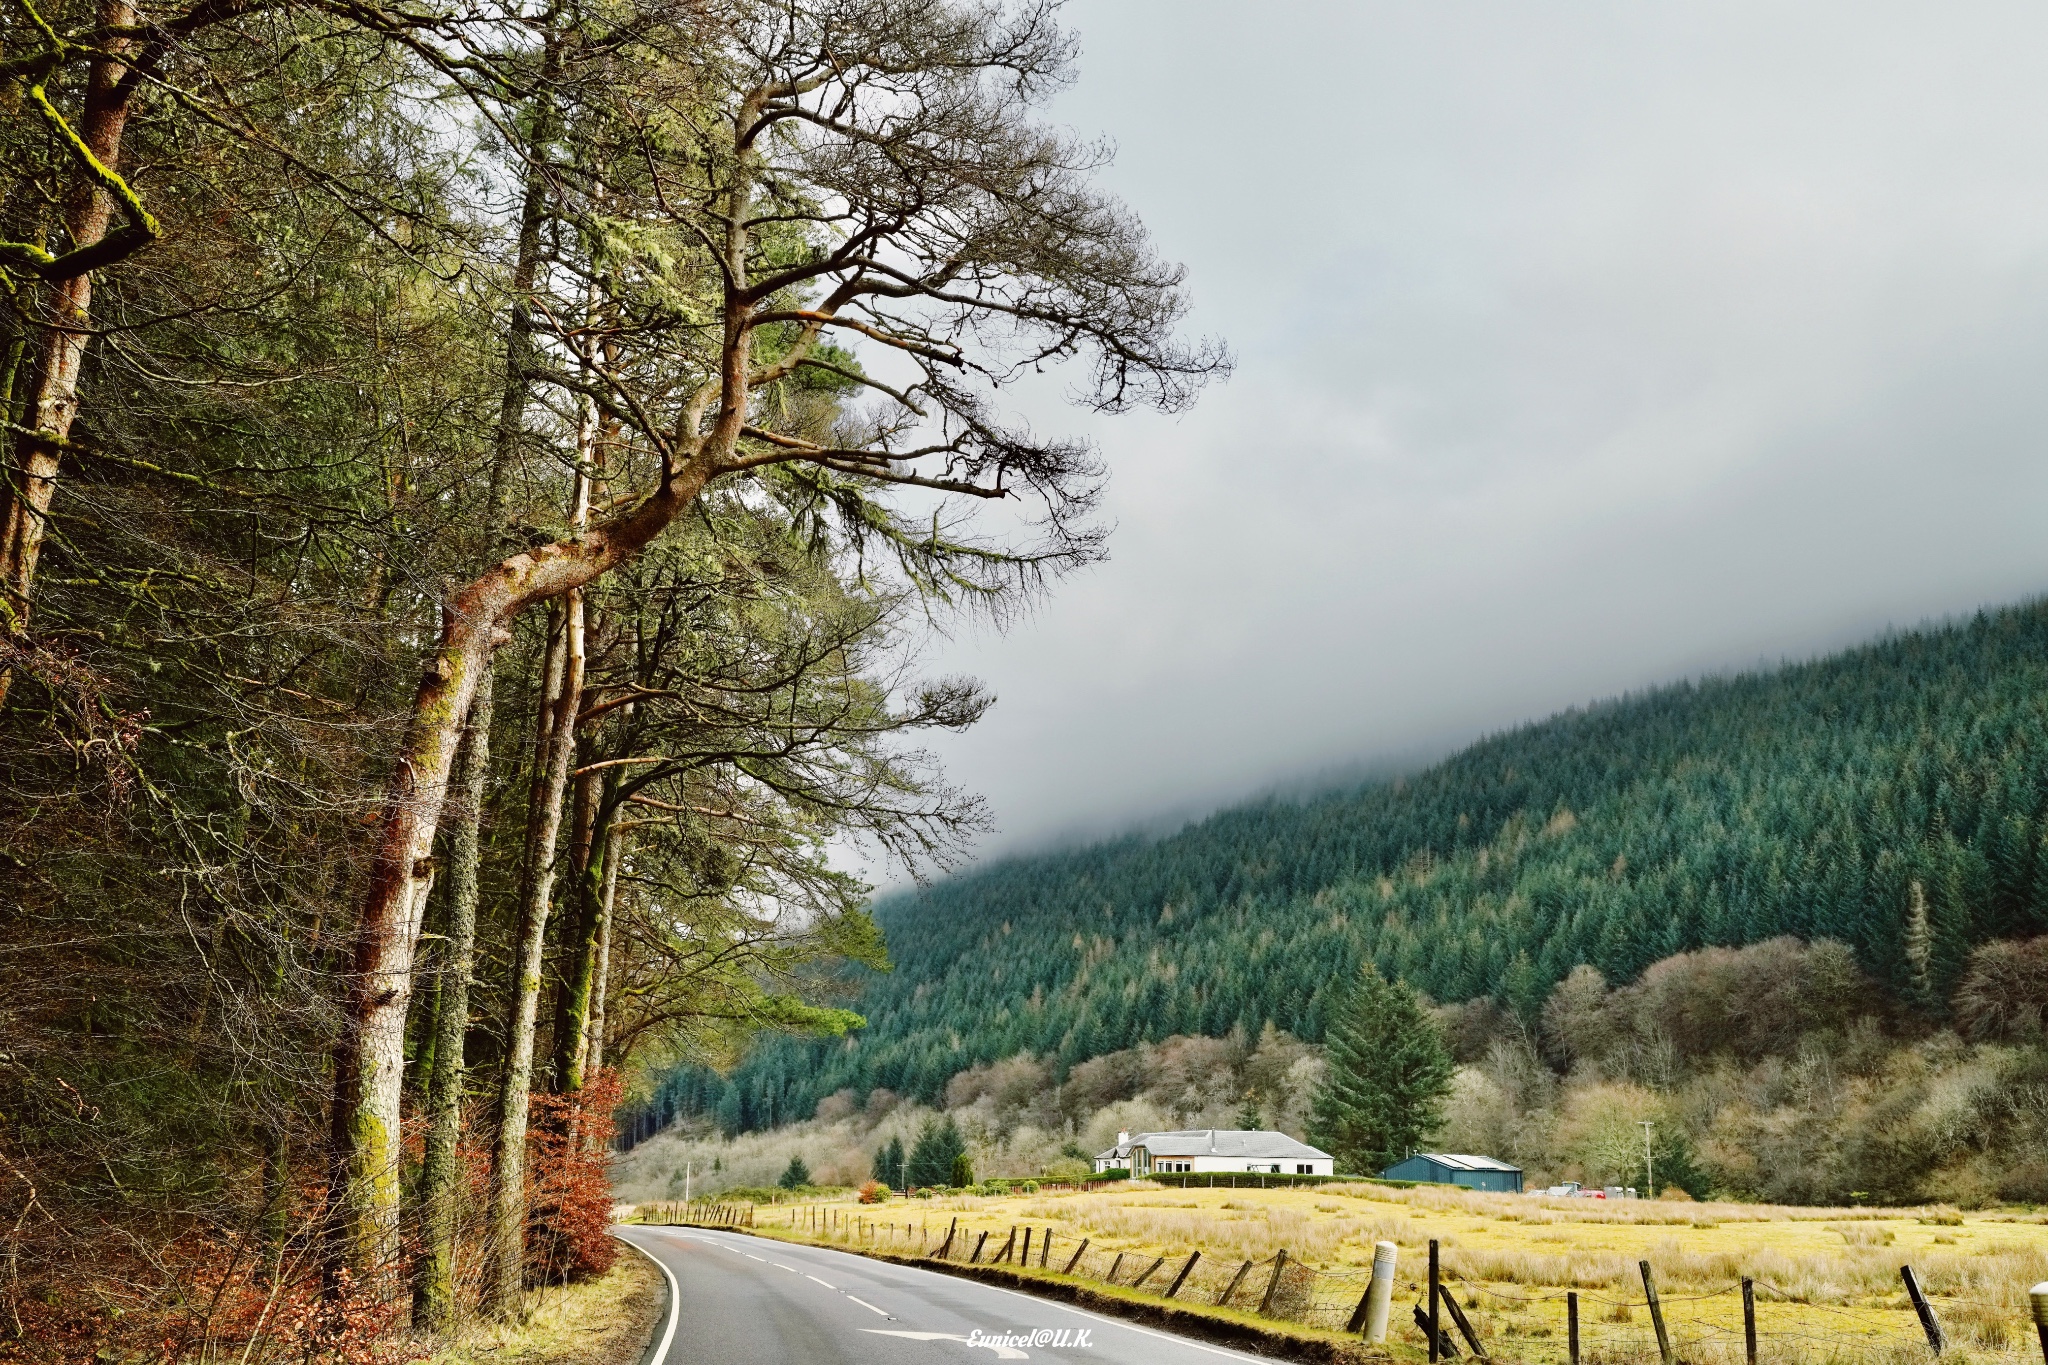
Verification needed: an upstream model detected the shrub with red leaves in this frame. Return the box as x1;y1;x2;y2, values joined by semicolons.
523;1069;623;1286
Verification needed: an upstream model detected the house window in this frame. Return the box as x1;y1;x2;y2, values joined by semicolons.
1296;1164;1313;1174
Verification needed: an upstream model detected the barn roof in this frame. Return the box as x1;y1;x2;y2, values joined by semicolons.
1406;1152;1522;1172
1094;1129;1332;1162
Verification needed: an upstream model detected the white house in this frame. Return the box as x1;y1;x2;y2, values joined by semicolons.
1091;1129;1335;1177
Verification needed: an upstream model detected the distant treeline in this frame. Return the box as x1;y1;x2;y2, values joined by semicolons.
636;599;2048;1140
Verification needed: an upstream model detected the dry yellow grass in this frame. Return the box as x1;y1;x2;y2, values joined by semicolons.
425;1251;664;1365
728;1182;2048;1365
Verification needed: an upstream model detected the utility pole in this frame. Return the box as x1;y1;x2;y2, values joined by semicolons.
685;1160;692;1204
901;1150;909;1195
1639;1122;1655;1199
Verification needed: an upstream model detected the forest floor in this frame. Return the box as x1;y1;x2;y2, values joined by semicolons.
424;1250;663;1365
677;1181;2048;1365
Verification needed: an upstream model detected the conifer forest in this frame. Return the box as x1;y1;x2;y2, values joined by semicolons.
665;602;2048;1166
0;0;1218;1355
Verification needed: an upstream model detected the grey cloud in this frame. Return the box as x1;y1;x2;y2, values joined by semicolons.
893;0;2048;861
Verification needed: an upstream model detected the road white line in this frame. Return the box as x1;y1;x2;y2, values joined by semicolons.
613;1233;680;1365
744;1253;765;1261
845;1294;891;1317
806;1274;837;1289
773;1263;798;1272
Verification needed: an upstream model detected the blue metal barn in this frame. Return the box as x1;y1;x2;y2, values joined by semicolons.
1381;1153;1524;1192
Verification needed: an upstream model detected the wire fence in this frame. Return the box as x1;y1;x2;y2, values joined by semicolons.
643;1200;2048;1365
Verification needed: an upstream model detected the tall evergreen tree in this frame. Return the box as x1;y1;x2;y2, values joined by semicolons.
905;1117;966;1188
873;1135;907;1188
1309;965;1455;1175
778;1155;812;1190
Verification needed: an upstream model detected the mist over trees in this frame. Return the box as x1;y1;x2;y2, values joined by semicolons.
0;0;1218;1354
674;600;2048;1135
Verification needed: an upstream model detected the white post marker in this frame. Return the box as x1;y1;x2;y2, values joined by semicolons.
1365;1240;1398;1343
2029;1281;2048;1365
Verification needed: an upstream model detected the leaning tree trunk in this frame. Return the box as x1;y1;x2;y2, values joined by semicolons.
330;99;756;1300
413;664;492;1330
0;2;138;702
327;474;703;1293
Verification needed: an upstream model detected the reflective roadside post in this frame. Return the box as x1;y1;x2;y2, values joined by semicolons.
1364;1241;1398;1343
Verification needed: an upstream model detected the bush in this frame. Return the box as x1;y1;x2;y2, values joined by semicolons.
857;1180;890;1204
525;1070;623;1285
1096;1167;1131;1181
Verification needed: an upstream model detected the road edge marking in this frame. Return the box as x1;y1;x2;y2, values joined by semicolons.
613;1229;680;1365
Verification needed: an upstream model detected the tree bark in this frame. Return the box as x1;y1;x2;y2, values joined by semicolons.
485;578;584;1314
0;0;138;701
587;824;621;1077
550;777;607;1095
413;664;492;1330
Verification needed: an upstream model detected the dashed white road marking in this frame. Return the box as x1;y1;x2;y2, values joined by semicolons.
806;1274;837;1289
845;1294;891;1318
773;1263;798;1272
743;1253;765;1261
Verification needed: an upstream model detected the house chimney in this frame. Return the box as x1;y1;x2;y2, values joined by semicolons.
1117;1130;1130;1147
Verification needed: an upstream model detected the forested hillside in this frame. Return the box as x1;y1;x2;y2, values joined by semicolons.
668;600;2048;1134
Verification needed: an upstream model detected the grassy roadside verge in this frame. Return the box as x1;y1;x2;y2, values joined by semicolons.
633;1217;1397;1364
422;1250;664;1365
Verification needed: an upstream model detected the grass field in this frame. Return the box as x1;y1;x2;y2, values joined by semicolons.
729;1182;2048;1364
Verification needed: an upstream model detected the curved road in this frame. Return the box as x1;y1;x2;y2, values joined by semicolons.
614;1224;1274;1365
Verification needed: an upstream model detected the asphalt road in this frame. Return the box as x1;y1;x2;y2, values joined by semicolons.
614;1224;1274;1365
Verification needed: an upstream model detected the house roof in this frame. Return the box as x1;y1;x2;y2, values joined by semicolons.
1403;1152;1522;1173
1093;1129;1333;1162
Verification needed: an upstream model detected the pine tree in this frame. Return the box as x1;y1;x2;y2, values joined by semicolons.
1308;964;1455;1175
1905;878;1934;1009
1234;1094;1263;1130
949;1151;976;1188
873;1134;906;1188
906;1117;966;1188
778;1155;812;1190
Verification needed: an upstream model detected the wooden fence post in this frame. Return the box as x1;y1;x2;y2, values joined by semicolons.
1107;1252;1126;1283
1901;1265;1945;1354
2028;1282;2048;1365
1641;1261;1674;1365
1167;1251;1202;1300
1132;1256;1167;1290
1219;1260;1253;1307
1346;1286;1374;1334
1063;1237;1090;1275
1022;1228;1033;1266
1414;1303;1459;1357
1259;1250;1290;1316
1430;1240;1442;1365
1441;1284;1490;1360
970;1231;989;1263
1041;1230;1052;1268
1743;1277;1757;1365
936;1216;957;1259
1568;1291;1579;1365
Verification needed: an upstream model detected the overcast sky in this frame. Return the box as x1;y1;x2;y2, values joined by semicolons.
899;0;2048;864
